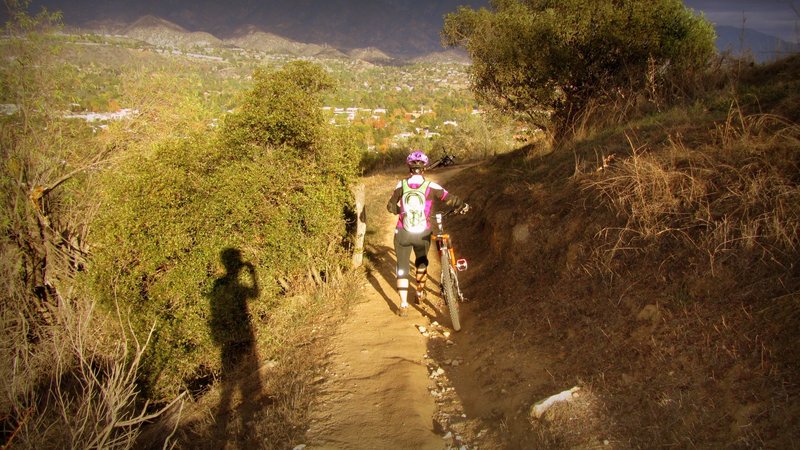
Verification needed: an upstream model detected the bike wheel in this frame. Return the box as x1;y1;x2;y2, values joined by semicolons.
441;258;461;331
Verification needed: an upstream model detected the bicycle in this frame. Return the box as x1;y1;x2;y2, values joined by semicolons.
426;154;456;170
432;204;469;331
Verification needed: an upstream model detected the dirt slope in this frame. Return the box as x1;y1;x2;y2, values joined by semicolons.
304;140;799;448
304;166;508;449
303;165;600;449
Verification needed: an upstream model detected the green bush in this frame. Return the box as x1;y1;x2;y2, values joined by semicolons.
85;61;361;400
442;0;716;136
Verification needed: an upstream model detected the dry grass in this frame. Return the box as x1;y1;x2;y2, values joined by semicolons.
0;291;181;449
428;56;800;449
583;104;800;274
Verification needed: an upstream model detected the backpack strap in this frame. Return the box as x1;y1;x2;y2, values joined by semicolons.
402;179;430;194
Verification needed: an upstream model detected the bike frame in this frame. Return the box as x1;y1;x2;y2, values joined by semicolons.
433;212;467;297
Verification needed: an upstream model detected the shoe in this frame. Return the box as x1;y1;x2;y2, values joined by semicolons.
414;290;426;304
397;306;408;317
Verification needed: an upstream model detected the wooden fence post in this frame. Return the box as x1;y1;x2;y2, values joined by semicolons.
351;183;366;268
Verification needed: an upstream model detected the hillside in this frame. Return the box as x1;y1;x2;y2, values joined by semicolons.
431;56;800;447
72;15;471;64
225;27;335;57
123;15;223;49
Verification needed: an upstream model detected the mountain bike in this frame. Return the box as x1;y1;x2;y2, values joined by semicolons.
433;205;469;331
427;154;456;170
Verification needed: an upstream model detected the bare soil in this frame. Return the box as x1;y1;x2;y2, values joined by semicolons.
304;165;579;449
302;151;799;449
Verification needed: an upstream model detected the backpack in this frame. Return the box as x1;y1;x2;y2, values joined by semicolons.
401;179;430;233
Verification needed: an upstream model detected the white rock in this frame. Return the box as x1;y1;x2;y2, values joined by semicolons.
451;360;461;367
431;321;440;327
263;359;278;369
436;368;445;376
444;359;452;365
417;325;427;334
443;431;453;440
293;445;306;450
443;331;451;338
446;340;455;346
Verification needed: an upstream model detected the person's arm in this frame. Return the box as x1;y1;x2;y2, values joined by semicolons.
386;186;402;214
431;184;464;210
443;192;464;210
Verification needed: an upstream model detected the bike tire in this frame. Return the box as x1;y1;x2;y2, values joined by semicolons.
441;257;461;331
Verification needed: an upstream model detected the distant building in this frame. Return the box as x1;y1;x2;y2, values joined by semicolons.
393;132;413;141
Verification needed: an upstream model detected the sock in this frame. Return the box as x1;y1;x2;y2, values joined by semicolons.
398;278;409;307
415;268;427;295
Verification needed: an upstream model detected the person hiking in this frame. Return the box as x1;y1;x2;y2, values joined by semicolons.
386;150;466;317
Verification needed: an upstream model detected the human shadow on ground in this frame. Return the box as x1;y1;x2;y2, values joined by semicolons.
365;243;402;312
207;247;265;446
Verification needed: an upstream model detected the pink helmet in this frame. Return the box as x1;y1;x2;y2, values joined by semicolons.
406;150;429;167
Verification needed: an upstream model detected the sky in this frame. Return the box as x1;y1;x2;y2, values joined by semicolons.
685;0;798;42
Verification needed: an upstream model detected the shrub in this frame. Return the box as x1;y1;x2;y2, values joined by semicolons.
85;61;361;400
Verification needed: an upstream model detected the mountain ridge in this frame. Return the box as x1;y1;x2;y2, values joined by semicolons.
72;14;472;64
716;25;800;63
30;0;491;57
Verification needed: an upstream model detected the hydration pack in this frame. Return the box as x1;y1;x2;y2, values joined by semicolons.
401;179;430;233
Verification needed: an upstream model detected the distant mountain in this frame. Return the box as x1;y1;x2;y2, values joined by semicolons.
411;49;471;65
226;26;338;57
123;15;222;49
346;47;395;64
28;1;800;65
716;25;799;63
69;14;470;64
31;0;491;57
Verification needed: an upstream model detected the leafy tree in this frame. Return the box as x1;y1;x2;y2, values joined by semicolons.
442;0;716;136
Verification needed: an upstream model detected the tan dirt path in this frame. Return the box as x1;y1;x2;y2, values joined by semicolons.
304;168;461;449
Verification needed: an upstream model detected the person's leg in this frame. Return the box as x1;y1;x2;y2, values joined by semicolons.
393;229;412;315
412;233;432;303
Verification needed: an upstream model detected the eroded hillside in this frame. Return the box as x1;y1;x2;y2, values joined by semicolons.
438;58;800;447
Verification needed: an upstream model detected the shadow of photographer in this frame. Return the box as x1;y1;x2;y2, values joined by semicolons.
207;247;265;445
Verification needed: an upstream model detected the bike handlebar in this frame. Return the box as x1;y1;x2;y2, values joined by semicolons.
437;203;470;218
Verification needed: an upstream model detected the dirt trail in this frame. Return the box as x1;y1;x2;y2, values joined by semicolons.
304;167;466;449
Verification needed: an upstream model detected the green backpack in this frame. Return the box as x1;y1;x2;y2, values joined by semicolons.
401;179;430;233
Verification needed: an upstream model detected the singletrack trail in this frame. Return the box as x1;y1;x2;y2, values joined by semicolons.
304;167;466;449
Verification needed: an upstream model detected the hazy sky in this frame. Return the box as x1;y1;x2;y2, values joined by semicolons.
685;0;798;41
